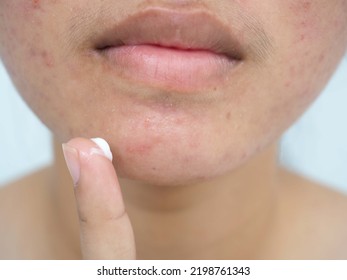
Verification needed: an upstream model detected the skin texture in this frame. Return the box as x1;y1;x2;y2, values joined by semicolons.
0;0;346;186
0;0;347;259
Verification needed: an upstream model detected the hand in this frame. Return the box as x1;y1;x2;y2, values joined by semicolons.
62;137;136;259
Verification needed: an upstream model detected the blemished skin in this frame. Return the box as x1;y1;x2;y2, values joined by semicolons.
0;0;347;259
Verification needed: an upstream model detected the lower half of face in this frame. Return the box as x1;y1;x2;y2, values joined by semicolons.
0;0;346;186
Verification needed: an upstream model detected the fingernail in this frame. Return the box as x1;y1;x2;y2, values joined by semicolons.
91;138;113;161
62;143;80;186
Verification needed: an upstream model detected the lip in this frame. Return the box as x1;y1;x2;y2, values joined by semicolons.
93;8;244;92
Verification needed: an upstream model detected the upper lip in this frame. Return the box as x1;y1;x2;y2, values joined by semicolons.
93;7;244;61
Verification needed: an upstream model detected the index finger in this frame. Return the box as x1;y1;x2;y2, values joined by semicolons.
62;137;136;259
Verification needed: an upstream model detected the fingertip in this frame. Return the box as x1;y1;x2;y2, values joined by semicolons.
62;137;115;187
62;143;80;186
65;137;113;162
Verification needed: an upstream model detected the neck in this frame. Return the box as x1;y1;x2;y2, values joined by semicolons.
52;138;280;259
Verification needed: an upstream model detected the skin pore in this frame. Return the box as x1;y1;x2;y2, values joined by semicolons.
0;0;347;259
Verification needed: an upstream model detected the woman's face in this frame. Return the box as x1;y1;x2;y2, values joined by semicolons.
0;1;346;185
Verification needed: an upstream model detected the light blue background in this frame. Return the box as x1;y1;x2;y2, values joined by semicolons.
0;57;346;192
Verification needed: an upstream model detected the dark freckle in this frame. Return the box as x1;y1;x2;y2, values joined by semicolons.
226;112;231;120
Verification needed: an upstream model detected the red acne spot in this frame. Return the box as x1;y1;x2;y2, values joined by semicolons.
189;141;198;149
290;1;312;12
143;118;151;129
318;53;325;62
32;0;41;9
40;50;55;68
289;65;297;76
302;1;312;11
126;143;153;154
300;20;307;28
125;136;162;155
284;81;291;88
174;118;185;125
29;47;38;57
182;155;193;164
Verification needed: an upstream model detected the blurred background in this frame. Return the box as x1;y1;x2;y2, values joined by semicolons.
0;57;346;193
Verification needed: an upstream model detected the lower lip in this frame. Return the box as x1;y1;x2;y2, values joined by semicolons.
100;45;238;92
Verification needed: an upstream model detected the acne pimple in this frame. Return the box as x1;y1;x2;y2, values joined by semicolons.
174;118;185;125
302;1;312;11
126;143;154;155
284;81;291;88
40;50;55;68
32;0;41;9
289;1;317;44
318;54;325;63
299;34;306;42
29;48;55;68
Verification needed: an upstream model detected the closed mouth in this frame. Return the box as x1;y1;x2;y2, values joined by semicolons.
89;7;245;92
93;7;244;61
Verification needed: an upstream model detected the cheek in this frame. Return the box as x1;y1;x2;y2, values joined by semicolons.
288;0;347;50
0;2;44;77
0;0;63;71
0;0;67;127
275;0;347;103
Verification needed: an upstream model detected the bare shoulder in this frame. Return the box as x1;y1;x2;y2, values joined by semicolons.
0;167;53;259
0;167;52;209
277;167;347;259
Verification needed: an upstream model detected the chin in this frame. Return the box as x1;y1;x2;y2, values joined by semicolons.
110;138;256;187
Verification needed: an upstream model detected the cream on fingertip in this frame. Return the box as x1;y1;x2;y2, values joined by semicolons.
91;138;113;161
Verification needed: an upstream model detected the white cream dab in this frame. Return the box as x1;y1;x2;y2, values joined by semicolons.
91;138;113;161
